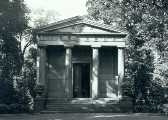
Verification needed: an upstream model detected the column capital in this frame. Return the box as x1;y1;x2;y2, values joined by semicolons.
64;45;74;48
91;45;101;48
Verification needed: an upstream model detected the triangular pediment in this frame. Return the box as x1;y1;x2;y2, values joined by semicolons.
49;23;116;34
37;16;127;35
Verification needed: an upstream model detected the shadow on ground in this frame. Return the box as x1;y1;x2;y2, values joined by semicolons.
0;113;167;120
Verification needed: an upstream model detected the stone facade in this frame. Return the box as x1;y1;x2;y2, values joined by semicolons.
35;16;132;112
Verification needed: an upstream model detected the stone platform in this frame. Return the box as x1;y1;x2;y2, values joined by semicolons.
40;97;132;113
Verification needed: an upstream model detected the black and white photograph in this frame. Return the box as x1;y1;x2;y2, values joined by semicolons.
0;0;168;119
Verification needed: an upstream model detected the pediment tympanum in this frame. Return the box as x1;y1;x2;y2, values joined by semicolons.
37;16;126;34
36;16;127;47
50;24;115;34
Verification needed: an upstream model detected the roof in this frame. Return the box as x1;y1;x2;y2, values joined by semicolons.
36;16;127;36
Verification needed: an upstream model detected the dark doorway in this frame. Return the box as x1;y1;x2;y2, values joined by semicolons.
73;63;90;98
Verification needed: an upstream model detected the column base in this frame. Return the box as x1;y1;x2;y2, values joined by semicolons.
34;85;46;112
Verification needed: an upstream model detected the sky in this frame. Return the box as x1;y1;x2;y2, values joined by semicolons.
25;0;88;20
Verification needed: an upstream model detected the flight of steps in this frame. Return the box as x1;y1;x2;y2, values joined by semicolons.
42;98;126;113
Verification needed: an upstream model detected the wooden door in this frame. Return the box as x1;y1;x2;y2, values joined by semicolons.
73;63;90;98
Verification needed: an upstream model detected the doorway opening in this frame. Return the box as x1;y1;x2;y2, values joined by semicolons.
73;63;90;98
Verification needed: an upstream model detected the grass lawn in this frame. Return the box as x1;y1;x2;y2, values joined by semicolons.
0;113;167;120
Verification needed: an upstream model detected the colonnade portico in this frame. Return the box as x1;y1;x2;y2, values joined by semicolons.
35;16;128;112
64;45;125;99
38;45;125;99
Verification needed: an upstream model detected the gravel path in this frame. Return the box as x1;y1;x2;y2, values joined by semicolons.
0;113;167;120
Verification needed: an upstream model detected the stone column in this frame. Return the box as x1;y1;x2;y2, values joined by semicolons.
39;46;47;86
117;47;124;98
65;46;72;97
91;46;100;98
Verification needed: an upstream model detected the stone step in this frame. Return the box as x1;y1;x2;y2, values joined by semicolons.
45;108;115;113
43;108;120;113
47;100;119;105
42;98;133;113
45;103;122;113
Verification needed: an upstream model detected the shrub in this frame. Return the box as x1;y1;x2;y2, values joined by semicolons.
0;104;10;113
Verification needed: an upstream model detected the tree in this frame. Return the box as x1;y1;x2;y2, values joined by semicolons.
0;0;29;33
0;0;29;73
18;8;60;59
122;0;168;87
21;8;60;99
121;0;168;111
31;8;60;28
87;0;122;26
87;0;168;111
22;47;37;98
0;0;30;112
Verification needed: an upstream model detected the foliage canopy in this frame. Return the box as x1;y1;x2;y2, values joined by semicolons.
87;0;168;111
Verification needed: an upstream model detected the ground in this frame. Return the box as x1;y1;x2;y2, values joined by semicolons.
0;113;167;120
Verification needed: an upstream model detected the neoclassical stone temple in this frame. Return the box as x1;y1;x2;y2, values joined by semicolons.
35;16;132;112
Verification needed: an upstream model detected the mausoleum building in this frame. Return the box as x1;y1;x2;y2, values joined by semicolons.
35;16;131;112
